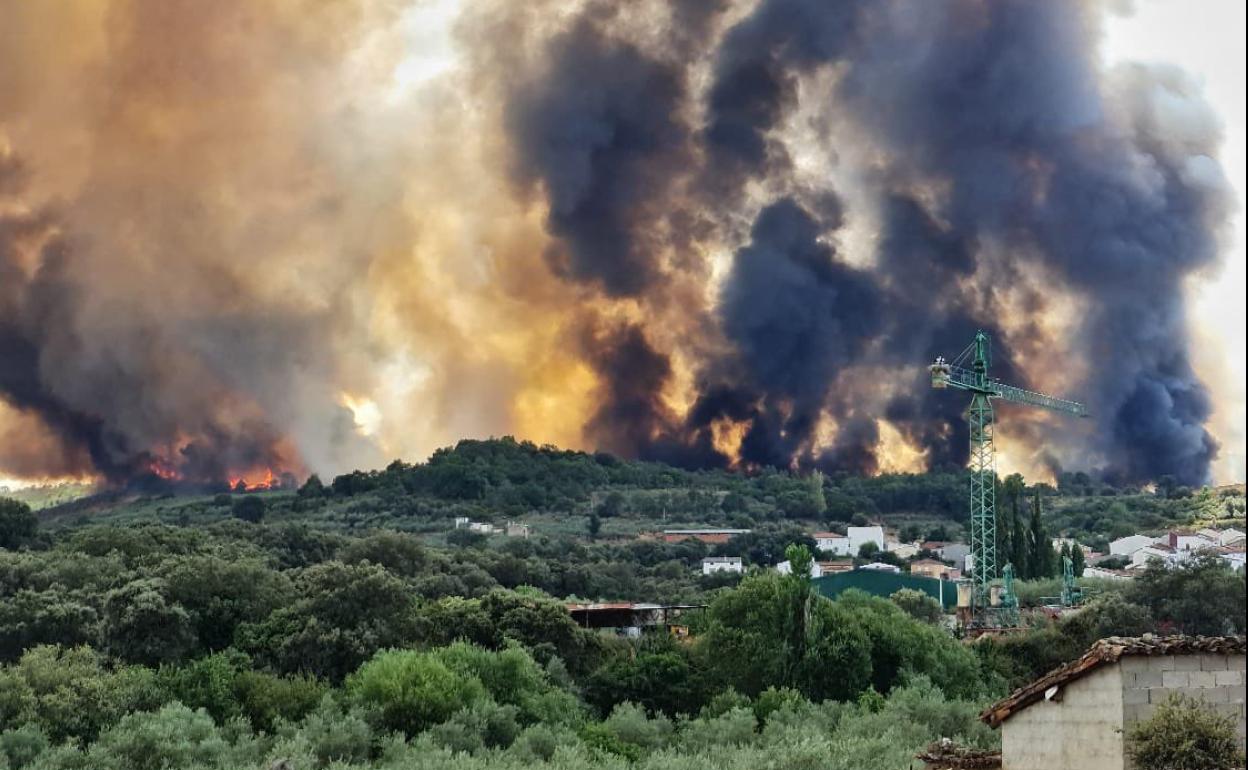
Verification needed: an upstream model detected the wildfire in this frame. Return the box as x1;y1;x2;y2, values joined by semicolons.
144;457;180;480
228;468;287;492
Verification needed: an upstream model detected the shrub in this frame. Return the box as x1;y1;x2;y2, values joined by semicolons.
345;649;486;736
0;724;48;769
1127;693;1245;770
231;496;266;524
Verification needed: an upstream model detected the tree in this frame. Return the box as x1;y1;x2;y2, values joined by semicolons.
347;648;487;736
298;474;326;498
699;566;872;702
231;495;266;523
889;589;943;624
857;541;881;561
587;512;602;540
1069;543;1086;577
101;579;197;666
0;498;37;549
1028;490;1055;579
1127;555;1246;636
1127;693;1244;770
1003;475;1029;578
597;491;625;518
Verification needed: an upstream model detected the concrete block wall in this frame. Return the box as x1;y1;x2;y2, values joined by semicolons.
1119;654;1246;751
1001;665;1127;770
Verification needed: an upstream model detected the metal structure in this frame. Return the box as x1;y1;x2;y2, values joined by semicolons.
930;331;1087;628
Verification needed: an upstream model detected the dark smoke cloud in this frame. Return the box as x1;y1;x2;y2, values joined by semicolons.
1;0;1234;489
503;14;693;297
500;0;1230;485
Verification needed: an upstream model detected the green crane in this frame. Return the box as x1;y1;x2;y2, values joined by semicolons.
929;331;1088;629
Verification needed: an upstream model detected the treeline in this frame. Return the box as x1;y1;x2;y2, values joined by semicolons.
1;498;1245;769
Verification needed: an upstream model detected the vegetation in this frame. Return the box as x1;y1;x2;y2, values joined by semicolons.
0;438;1243;768
1127;693;1245;770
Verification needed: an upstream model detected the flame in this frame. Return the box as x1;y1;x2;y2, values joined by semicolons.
229;468;280;491
710;416;750;469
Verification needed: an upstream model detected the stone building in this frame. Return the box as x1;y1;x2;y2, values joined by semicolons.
981;635;1246;770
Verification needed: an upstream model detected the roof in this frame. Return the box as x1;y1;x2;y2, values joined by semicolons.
812;531;847;539
662;528;750;534
915;740;1001;769
702;556;742;563
981;635;1247;728
910;558;949;567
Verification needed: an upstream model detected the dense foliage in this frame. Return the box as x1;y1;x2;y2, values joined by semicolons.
0;439;1243;769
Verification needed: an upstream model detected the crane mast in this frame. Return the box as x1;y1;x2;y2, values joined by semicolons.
929;331;1088;630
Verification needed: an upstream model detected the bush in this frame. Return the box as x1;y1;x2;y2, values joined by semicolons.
231;496;266;524
345;649;486;736
0;499;38;549
0;724;48;770
1127;693;1245;770
890;589;944;624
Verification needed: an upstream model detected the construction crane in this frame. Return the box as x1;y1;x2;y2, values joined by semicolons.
930;331;1088;629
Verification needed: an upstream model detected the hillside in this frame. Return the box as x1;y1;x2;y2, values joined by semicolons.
33;437;1244;555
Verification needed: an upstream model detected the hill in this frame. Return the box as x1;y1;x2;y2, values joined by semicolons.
32;437;1245;556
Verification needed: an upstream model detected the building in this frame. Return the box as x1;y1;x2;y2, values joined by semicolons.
1167;530;1217;552
453;516;471;529
981;635;1247;770
888;541;921;559
1199;527;1245;547
702;556;743;575
1130;544;1181;569
860;561;901;573
566;602;706;637
777;559;822;578
936;542;971;569
1082;566;1133;581
848;525;885;554
661;528;750;544
1109;534;1155;557
1052;537;1092;556
1220;547;1246;573
505;521;531;538
813;531;850;554
910;558;956;580
813;568;958;609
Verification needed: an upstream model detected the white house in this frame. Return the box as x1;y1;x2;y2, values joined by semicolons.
703;556;744;575
453;516;471;529
1199;527;1246;547
1223;553;1246;572
1168;531;1217;552
1082;566;1132;581
848;526;885;554
1130;544;1184;569
1109;534;1154;557
860;562;901;573
776;559;824;578
813;531;851;555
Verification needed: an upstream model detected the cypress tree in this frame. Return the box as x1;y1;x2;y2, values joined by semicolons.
1029;489;1052;578
1010;488;1029;578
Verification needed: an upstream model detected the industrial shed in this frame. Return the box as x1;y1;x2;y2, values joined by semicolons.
812;568;958;609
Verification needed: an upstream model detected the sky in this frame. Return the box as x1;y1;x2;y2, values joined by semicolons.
1103;0;1246;483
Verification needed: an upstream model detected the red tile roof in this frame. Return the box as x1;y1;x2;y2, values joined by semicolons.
980;635;1247;728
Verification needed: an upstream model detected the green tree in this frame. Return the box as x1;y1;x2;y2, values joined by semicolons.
597;491;626;518
1028;490;1055;578
346;648;487;736
0;499;38;549
699;565;872;702
889;589;943;624
1127;693;1245;770
1127;555;1246;636
1069;543;1086;577
101;579;196;666
231;495;266;523
587;512;602;540
297;473;326;498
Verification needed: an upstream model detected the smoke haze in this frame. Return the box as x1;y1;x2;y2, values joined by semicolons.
0;0;1237;488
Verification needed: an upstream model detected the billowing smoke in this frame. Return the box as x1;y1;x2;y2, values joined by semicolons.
0;0;1236;489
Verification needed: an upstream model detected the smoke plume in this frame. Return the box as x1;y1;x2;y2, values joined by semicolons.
0;0;1236;488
